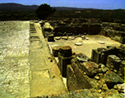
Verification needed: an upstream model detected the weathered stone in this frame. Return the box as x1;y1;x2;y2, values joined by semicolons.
91;49;101;64
76;53;89;62
0;21;30;98
101;89;119;98
58;46;72;77
104;71;124;88
75;43;82;46
120;37;125;44
71;36;75;40
107;55;121;71
98;41;105;44
81;36;85;40
52;46;60;57
111;93;124;98
106;55;124;79
102;84;109;91
94;76;100;80
59;46;72;57
62;36;68;40
67;58;92;91
48;34;55;42
55;37;61;40
86;37;89;40
113;83;125;93
58;55;71;77
81;61;99;77
119;60;125;79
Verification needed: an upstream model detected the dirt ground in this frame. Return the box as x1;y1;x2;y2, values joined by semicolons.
49;35;121;58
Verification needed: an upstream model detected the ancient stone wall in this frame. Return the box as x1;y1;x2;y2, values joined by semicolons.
53;23;101;36
66;53;124;97
91;45;124;79
100;22;125;44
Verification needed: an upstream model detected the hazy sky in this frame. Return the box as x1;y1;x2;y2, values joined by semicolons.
0;0;124;9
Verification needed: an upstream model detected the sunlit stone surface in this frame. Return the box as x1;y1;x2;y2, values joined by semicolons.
0;21;30;98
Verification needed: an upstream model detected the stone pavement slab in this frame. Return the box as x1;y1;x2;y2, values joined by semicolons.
0;21;30;98
29;23;67;97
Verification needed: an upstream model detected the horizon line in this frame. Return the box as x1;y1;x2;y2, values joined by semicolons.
0;2;124;10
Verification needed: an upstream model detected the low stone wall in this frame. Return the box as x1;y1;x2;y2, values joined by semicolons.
100;22;125;44
88;23;101;35
53;23;101;36
106;55;124;79
91;45;125;79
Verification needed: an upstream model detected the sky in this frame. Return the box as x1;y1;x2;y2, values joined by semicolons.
0;0;125;9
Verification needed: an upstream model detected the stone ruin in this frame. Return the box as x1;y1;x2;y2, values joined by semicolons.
40;18;125;44
100;22;125;44
47;45;124;98
38;19;125;98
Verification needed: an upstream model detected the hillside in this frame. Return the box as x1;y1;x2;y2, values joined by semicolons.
0;3;125;23
0;3;38;12
0;3;96;11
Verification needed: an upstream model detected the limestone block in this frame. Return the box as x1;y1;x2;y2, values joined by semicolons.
104;71;124;89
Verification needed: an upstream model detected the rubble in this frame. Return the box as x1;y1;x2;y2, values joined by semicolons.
113;83;125;93
104;71;124;88
39;19;125;98
76;53;89;62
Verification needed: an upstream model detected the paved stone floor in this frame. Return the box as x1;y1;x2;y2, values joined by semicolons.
0;21;67;98
0;21;30;98
49;35;121;58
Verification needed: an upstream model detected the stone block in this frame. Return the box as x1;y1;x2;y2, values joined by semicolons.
48;34;54;42
120;37;125;44
104;71;124;89
106;55;121;72
91;49;101;64
58;55;72;77
80;61;99;77
75;69;92;89
119;60;125;79
59;46;72;57
92;47;119;65
71;59;80;73
32;70;50;80
67;65;74;79
76;53;89;62
52;46;60;57
67;81;77;91
67;60;92;91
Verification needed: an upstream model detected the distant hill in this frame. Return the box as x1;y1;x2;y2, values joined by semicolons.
0;3;97;12
52;7;96;10
0;3;125;23
0;3;38;12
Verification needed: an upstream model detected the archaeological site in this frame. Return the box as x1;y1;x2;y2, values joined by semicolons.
0;18;124;98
